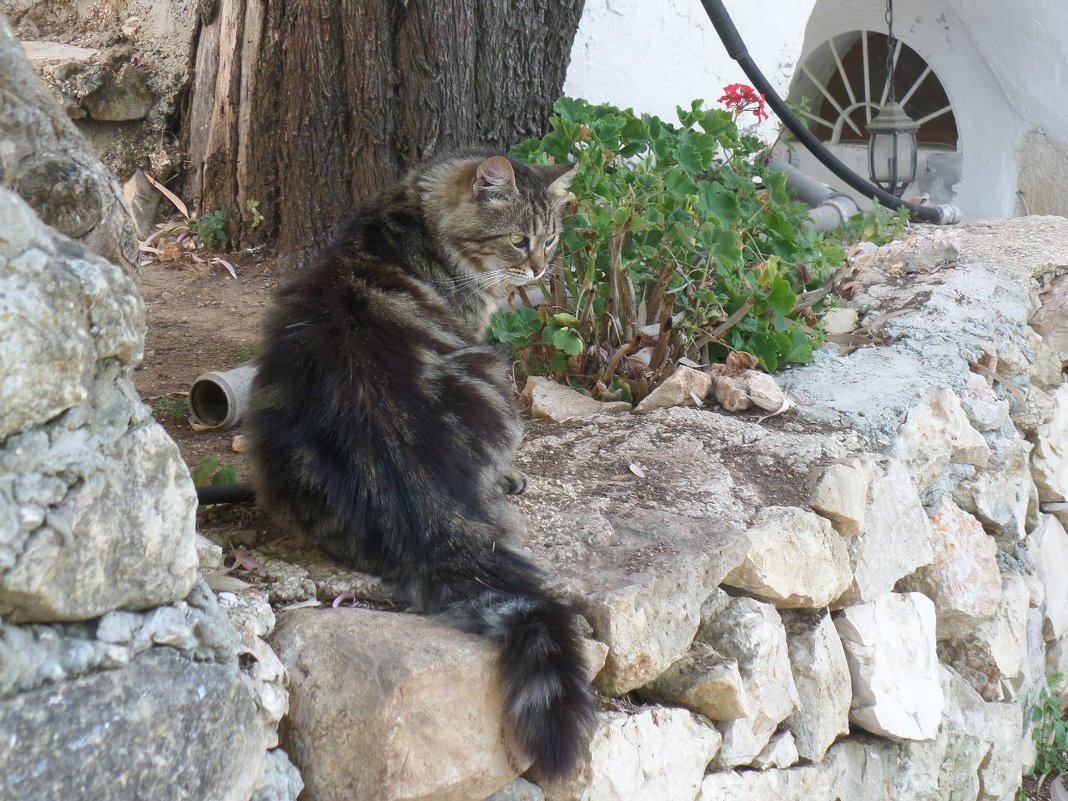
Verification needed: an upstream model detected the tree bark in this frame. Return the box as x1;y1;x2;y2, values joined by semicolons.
184;0;585;261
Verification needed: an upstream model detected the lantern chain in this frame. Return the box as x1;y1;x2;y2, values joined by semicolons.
885;0;896;105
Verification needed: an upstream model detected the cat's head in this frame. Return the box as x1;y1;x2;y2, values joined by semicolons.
426;154;576;291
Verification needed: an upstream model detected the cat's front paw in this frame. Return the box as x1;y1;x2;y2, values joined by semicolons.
500;468;529;496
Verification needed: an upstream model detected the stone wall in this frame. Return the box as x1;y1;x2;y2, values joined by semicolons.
0;20;299;801
261;219;1068;801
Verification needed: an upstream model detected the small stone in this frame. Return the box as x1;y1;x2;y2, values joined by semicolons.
723;506;852;608
698;592;799;767
822;307;859;335
895;388;990;492
958;372;1009;432
633;365;712;413
834;592;944;741
1032;384;1068;503
751;730;798;770
82;63;153;121
196;533;224;571
782;609;851;762
640;642;749;721
522;376;630;422
834;458;933;606
1032;514;1068;641
1031;274;1068;365
537;707;721;801
899;498;1001;639
808;457;872;536
122;170;161;237
484;778;544;801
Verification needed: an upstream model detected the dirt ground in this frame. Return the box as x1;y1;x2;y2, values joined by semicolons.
134;246;284;534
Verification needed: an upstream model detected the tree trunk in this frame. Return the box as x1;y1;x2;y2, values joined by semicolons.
184;0;585;261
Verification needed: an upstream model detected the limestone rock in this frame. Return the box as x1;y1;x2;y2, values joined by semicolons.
0;408;198;622
895;388;990;492
899;499;1001;639
0;649;269;801
577;510;737;695
1031;274;1068;365
522;376;630;422
816;737;898;801
835;458;933;606
538;707;721;801
639;642;749;721
82;63;153;121
953;430;1037;546
723;505;852;608
251;748;305;801
123;168;162;237
698;592;799;767
633;365;712;413
271;608;529;801
752;730;799;770
937;573;1030;701
782;609;851;762
1032;514;1068;641
698;765;830;801
0;187;197;622
978;703;1024;801
835;592;944;741
823;306;859;335
484;778;545;801
892;666;1000;801
1032;384;1068;503
0;19;137;271
958;373;1010;432
808;456;873;536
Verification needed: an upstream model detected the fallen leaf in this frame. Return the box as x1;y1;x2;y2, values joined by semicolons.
231;548;267;577
212;258;238;280
143;172;190;220
629;463;646;478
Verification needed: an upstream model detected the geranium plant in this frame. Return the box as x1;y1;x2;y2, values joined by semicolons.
497;91;903;403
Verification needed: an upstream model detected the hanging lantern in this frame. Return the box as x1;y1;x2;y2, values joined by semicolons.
867;100;920;197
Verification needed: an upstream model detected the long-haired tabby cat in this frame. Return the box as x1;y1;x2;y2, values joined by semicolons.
245;152;595;777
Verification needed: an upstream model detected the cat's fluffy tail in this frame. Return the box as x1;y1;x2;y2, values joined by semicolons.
426;544;596;780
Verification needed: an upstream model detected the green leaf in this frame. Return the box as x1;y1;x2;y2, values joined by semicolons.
663;167;697;196
697;183;738;224
191;455;220;486
549;350;570;372
552;327;584;356
675;130;717;175
767;275;797;317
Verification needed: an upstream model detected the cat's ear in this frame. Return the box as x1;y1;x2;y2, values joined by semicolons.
473;156;517;202
543;161;577;196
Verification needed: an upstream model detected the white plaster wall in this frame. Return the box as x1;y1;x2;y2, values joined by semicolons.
793;0;1020;220
563;0;816;139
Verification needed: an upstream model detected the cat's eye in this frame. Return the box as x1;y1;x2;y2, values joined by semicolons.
509;234;529;250
545;234;558;249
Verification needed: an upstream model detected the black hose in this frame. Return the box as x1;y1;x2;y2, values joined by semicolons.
196;482;256;505
698;0;959;225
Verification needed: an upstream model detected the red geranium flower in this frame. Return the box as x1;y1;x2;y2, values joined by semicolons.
718;83;769;123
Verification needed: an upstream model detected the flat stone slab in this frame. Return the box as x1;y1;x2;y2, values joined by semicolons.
511;407;862;695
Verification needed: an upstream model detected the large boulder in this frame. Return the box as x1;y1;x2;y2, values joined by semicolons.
0;648;270;801
0;16;136;271
0;188;197;622
270;608;531;801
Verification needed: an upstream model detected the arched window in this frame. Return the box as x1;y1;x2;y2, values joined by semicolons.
793;31;958;149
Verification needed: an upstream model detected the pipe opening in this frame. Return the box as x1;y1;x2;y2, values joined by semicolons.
189;378;231;428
